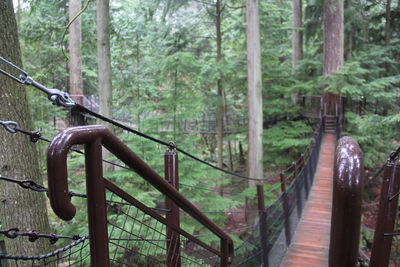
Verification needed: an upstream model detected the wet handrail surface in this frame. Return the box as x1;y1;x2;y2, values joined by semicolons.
47;125;234;264
329;136;363;267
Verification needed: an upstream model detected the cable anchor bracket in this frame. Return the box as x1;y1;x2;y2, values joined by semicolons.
19;73;76;108
0;57;75;108
0;120;18;134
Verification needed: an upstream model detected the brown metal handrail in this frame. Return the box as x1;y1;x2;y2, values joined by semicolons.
47;125;233;266
329;136;364;266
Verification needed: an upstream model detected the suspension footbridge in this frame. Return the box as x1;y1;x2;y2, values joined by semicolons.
281;133;335;266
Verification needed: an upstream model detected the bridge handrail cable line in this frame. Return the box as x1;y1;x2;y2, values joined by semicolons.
0;56;268;182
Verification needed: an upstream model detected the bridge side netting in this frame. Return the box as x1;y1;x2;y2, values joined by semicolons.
231;122;323;266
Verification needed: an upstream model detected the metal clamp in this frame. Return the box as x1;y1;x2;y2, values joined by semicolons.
168;141;177;152
19;73;76;107
0;57;75;108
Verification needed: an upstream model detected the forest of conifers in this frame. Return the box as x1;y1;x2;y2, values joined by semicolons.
0;0;400;265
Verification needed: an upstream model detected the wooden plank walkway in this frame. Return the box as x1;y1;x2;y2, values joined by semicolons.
280;133;336;267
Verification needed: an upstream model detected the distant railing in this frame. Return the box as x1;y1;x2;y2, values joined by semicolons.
158;114;247;135
70;94;248;135
70;94;99;113
329;136;364;266
47;125;233;266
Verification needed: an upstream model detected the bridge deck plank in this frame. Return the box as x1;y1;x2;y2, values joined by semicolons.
280;133;335;267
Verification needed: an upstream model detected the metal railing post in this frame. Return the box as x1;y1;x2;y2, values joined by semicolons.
329;136;363;267
370;162;400;267
292;162;298;178
293;160;303;218
279;173;291;246
85;138;110;266
300;154;310;198
165;149;181;267
257;184;269;267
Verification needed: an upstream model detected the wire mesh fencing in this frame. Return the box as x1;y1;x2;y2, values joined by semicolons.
0;236;90;267
231;120;323;266
106;189;222;267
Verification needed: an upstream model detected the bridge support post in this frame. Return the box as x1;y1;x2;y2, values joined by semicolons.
279;173;291;246
257;184;269;267
370;162;400;267
85;137;110;267
329;136;363;267
165;149;181;267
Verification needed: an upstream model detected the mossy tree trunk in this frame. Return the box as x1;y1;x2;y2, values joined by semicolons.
0;0;52;264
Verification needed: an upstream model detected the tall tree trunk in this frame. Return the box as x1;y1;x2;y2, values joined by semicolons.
136;34;141;131
69;0;85;125
69;0;83;100
0;0;52;262
323;0;344;75
384;0;392;73
224;92;234;171
323;0;344;115
292;0;303;70
216;0;224;175
96;0;113;172
344;0;353;61
246;0;263;225
292;0;303;103
246;0;263;187
385;0;392;46
16;0;21;28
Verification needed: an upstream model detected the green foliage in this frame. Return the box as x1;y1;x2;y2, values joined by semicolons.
264;121;313;168
322;46;400;109
343;112;395;168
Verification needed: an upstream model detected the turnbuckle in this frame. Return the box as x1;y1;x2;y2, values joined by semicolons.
0;57;75;108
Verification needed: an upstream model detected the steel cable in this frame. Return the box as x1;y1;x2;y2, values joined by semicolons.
0;119;132;171
77;104;268;181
